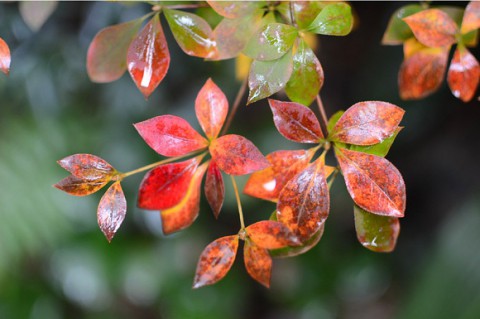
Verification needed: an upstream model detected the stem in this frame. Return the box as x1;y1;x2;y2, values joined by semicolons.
230;175;245;230
164;3;209;10
220;77;248;136
316;94;329;135
289;1;297;27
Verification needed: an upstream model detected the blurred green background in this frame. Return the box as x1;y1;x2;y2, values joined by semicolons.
0;2;479;318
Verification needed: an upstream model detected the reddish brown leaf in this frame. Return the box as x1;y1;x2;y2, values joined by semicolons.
0;37;11;75
137;156;201;210
193;235;239;288
54;175;109;197
246;220;300;249
97;182;126;242
244;241;272;288
335;147;406;217
447;46;480;102
204;161;224;219
244;149;315;202
134;115;208;157
329;101;405;146
209;134;269;175
403;9;458;47
461;2;480;35
277;155;330;242
268;99;324;143
57;154;116;180
161;163;208;235
195;78;228;140
127;14;170;98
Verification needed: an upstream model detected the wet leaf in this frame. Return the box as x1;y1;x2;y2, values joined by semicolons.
247;49;293;104
193;235;239;288
127;14;170;99
210;134;269;176
87;18;143;83
244;149;314;202
382;4;423;45
269;99;324;143
447;45;480;102
329;101;404;146
207;1;259;19
403;9;458;47
270;224;324;258
57;154;116;180
195;78;228;139
461;2;480;35
0;37;11;75
205;161;224;219
134;115;208;157
335;147;406;217
54;175;109;197
277;155;329;242
163;9;217;59
285;38;324;106
244;240;272;288
19;1;57;32
161;163;208;235
327;110;344;134
243;23;298;61
306;3;353;36
137;156;201;210
97;182;126;242
246;220;300;249
354;205;400;253
350;128;402;157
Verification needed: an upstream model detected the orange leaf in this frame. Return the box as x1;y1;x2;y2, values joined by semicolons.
461;2;480;35
244;241;272;288
204;161;224;219
193;235;239;288
57;154;116;180
0;37;11;75
54;175;109;197
195;78;228;140
447;46;480;102
97;182;127;242
246;220;300;249
403;9;458;47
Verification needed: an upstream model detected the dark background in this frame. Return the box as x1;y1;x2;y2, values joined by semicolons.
0;2;479;319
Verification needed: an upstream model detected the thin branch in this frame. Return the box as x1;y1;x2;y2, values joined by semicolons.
220;78;248;136
230;175;245;230
316;94;329;135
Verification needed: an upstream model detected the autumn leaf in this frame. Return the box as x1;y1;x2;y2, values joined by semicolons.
269;224;324;258
350;128;402;157
246;220;300;249
54;175;109;197
0;37;11;75
204;161;225;219
97;182;127;243
195;78;228;140
57;154;116;180
447;45;480;102
306;3;353;36
244;240;272;288
290;1;326;30
193;235;239;288
207;1;258;19
243;23;298;61
460;1;480;35
382;4;423;45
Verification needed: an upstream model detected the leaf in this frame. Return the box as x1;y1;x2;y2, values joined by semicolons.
97;182;127;243
247;48;293;104
137;156;201;210
277;155;330;242
161;163;208;235
329;101;404;146
163;9;217;59
57;154;116;180
327;110;344;134
193;235;239;289
87;18;143;83
354;205;400;253
244;149;315;202
243;241;272;288
382;4;423;45
306;3;353;36
461;1;480;35
246;220;300;249
243;23;298;61
447;45;480;102
335;147;406;217
269;224;324;258
204;160;224;219
268;99;324;143
127;14;170;99
403;9;458;47
207;1;259;19
285;38;324;106
195;78;228;140
19;1;57;32
209;134;269;176
291;1;326;30
134;115;208;157
350;127;402;157
0;37;11;76
54;175;109;197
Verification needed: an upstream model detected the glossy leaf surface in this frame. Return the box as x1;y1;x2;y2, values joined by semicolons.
210;134;269;176
19;1;57;32
270;224;324;258
461;2;480;35
403;9;458;47
0;37;11;75
54;175;109;197
335;148;406;217
350;128;402;157
269;99;324;143
57;154;116;180
354;205;400;253
243;23;298;61
97;182;126;242
307;3;353;36
247;221;300;249
447;46;480;102
382;4;423;45
207;1;259;19
244;241;272;288
193;235;239;288
134;115;208;157
195;78;228;139
205;161;224;219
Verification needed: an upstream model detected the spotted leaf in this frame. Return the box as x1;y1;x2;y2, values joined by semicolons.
246;220;300;249
57;154;116;180
204;160;224;219
461;1;480;35
306;3;353;36
54;175;109;197
243;23;298;61
244;241;272;288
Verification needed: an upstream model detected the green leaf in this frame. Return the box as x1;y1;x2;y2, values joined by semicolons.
306;3;353;36
350;128;402;157
382;4;423;45
326;110;344;134
269;224;324;258
243;23;298;61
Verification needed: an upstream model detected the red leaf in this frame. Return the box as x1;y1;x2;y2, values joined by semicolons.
268;99;323;143
277;155;330;242
403;9;458;47
97;182;127;242
335;147;406;217
161;163;208;235
246;220;300;249
329;101;405;146
244;149;314;202
54;175;109;197
87;19;142;83
209;134;269;175
134;115;208;157
127;14;170;98
447;46;480;102
461;2;480;35
244;241;272;288
193;235;239;288
137;156;201;210
0;37;11;75
195;78;228;139
57;154;116;180
204;161;224;219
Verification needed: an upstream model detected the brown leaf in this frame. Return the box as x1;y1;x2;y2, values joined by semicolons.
204;161;225;219
0;37;11;75
246;220;300;249
97;182;127;242
57;154;116;180
54;175;109;197
403;9;458;47
244;240;272;288
447;46;480;102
